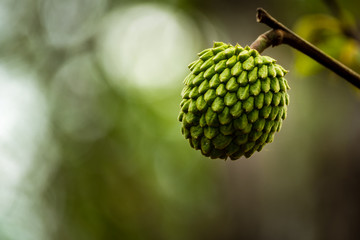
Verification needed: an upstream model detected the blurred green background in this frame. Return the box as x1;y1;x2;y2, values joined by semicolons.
1;0;360;239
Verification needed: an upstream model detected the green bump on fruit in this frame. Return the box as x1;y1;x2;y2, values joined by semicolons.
249;130;262;142
254;56;263;65
230;101;242;118
201;137;212;154
199;49;213;61
216;84;227;97
264;91;273;106
270;78;280;92
239;50;250;62
235;44;243;54
209;74;220;88
262;56;276;64
225;142;240;155
180;99;187;107
261;77;271;93
254;118;266;132
226;77;239;92
188;60;198;70
199;114;206;127
242;123;253;134
255;92;264;109
248;67;258;83
237;85;250;100
224;47;235;57
183;127;191;140
213;42;226;47
278;77;288;91
212;134;232;149
219;68;231;82
250;79;261;96
272;92;282;106
200;58;214;71
185;112;198;125
211;97;225;112
204;126;218;139
179;42;290;160
269;106;280;121
188;99;198;113
231;62;242;76
189;86;199;98
226;55;237;68
181;100;190;113
248;109;259;123
267;132;275;143
196;96;207;112
279;93;286;106
218;107;232;125
237;71;248;86
274;65;284;76
204;65;216;79
260;105;272;119
268;64;276;77
243;56;255;70
183;74;194;85
198;80;210;94
198;48;211;56
181;86;191;98
178;111;184;122
224;92;238;107
243;96;254;113
220;123;234;135
190;125;203;139
205;108;219;127
193;72;204;86
215;60;227;73
213;51;226;62
234;114;248;130
204;89;216;103
190;137;200;149
258;132;269;144
192;60;204;75
235;134;248;145
258;65;268;79
249;49;259;57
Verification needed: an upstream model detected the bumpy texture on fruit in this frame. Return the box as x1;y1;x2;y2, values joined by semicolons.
178;42;290;160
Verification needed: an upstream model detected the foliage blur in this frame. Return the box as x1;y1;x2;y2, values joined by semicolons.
293;12;360;75
1;0;360;239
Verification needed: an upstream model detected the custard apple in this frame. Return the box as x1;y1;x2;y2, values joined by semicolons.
178;42;290;160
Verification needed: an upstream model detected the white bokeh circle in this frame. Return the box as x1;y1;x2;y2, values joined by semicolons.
97;3;203;89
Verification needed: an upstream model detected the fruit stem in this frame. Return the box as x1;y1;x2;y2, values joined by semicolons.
250;8;360;89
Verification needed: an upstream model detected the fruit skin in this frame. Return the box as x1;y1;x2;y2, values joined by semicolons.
179;42;290;160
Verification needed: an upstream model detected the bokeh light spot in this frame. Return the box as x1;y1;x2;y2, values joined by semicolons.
97;3;202;89
40;0;107;48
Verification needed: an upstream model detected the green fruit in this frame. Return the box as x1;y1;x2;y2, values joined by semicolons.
179;42;290;160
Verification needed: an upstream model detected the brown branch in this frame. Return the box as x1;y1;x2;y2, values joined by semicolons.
249;29;284;53
250;8;360;89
